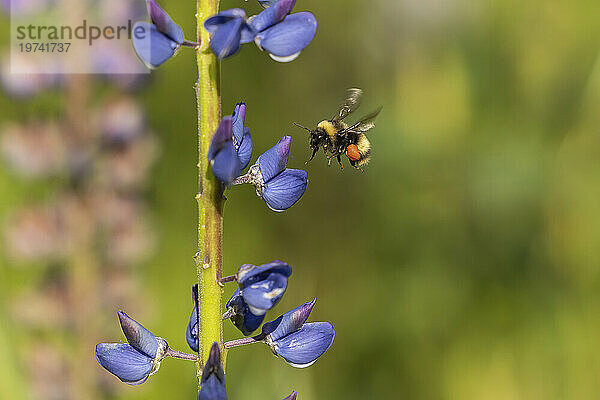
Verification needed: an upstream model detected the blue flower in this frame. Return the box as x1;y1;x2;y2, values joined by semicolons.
95;311;168;385
234;136;308;211
232;103;253;170
224;288;265;336
204;0;317;62
198;342;227;400
132;0;185;68
208;117;241;185
187;284;199;352
236;261;292;315
262;300;335;368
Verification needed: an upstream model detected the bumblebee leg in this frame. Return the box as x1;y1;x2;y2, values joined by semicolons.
336;155;343;170
305;148;318;164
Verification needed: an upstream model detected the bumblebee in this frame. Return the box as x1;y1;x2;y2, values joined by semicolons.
295;88;381;170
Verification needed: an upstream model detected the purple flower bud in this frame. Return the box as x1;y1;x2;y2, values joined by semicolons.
187;284;199;352
255;12;317;62
225;288;265;336
236;261;292;315
146;0;184;44
283;391;298;400
257;136;291;182
118;310;158;358
132;22;180;68
249;0;297;32
198;342;227;400
95;343;153;385
232;103;253;170
261;298;315;341
262;168;308;211
96;311;168;384
208;117;241;184
269;322;335;368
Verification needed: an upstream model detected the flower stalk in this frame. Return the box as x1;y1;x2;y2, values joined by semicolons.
195;0;223;382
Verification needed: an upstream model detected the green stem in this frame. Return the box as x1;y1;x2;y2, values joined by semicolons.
195;0;223;383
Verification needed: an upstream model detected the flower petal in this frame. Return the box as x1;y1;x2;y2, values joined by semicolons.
187;284;199;352
242;272;288;315
257;136;291;182
204;8;247;33
273;322;335;368
146;0;184;44
198;342;227;400
232;103;246;143
209;17;244;60
258;0;278;8
95;343;153;385
256;12;317;58
262;298;316;341
236;261;292;287
118;310;158;359
132;22;178;68
211;143;241;184
226;288;265;336
250;0;296;32
207;117;234;161
283;391;298;400
261;168;308;211
187;306;199;352
198;374;228;400
237;127;253;170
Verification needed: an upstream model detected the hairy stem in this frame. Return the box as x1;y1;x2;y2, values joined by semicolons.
220;275;236;284
195;0;223;383
224;336;263;349
166;348;200;362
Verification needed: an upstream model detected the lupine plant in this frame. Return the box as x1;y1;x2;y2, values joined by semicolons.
96;0;333;398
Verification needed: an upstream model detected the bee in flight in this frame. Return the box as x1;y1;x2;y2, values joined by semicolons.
295;88;382;171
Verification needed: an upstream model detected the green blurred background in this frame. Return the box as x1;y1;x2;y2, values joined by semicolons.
2;0;600;399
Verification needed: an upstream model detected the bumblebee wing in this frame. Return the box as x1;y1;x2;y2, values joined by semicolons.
344;106;382;134
334;88;363;121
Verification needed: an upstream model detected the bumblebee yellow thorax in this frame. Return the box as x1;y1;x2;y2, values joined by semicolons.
317;120;337;140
